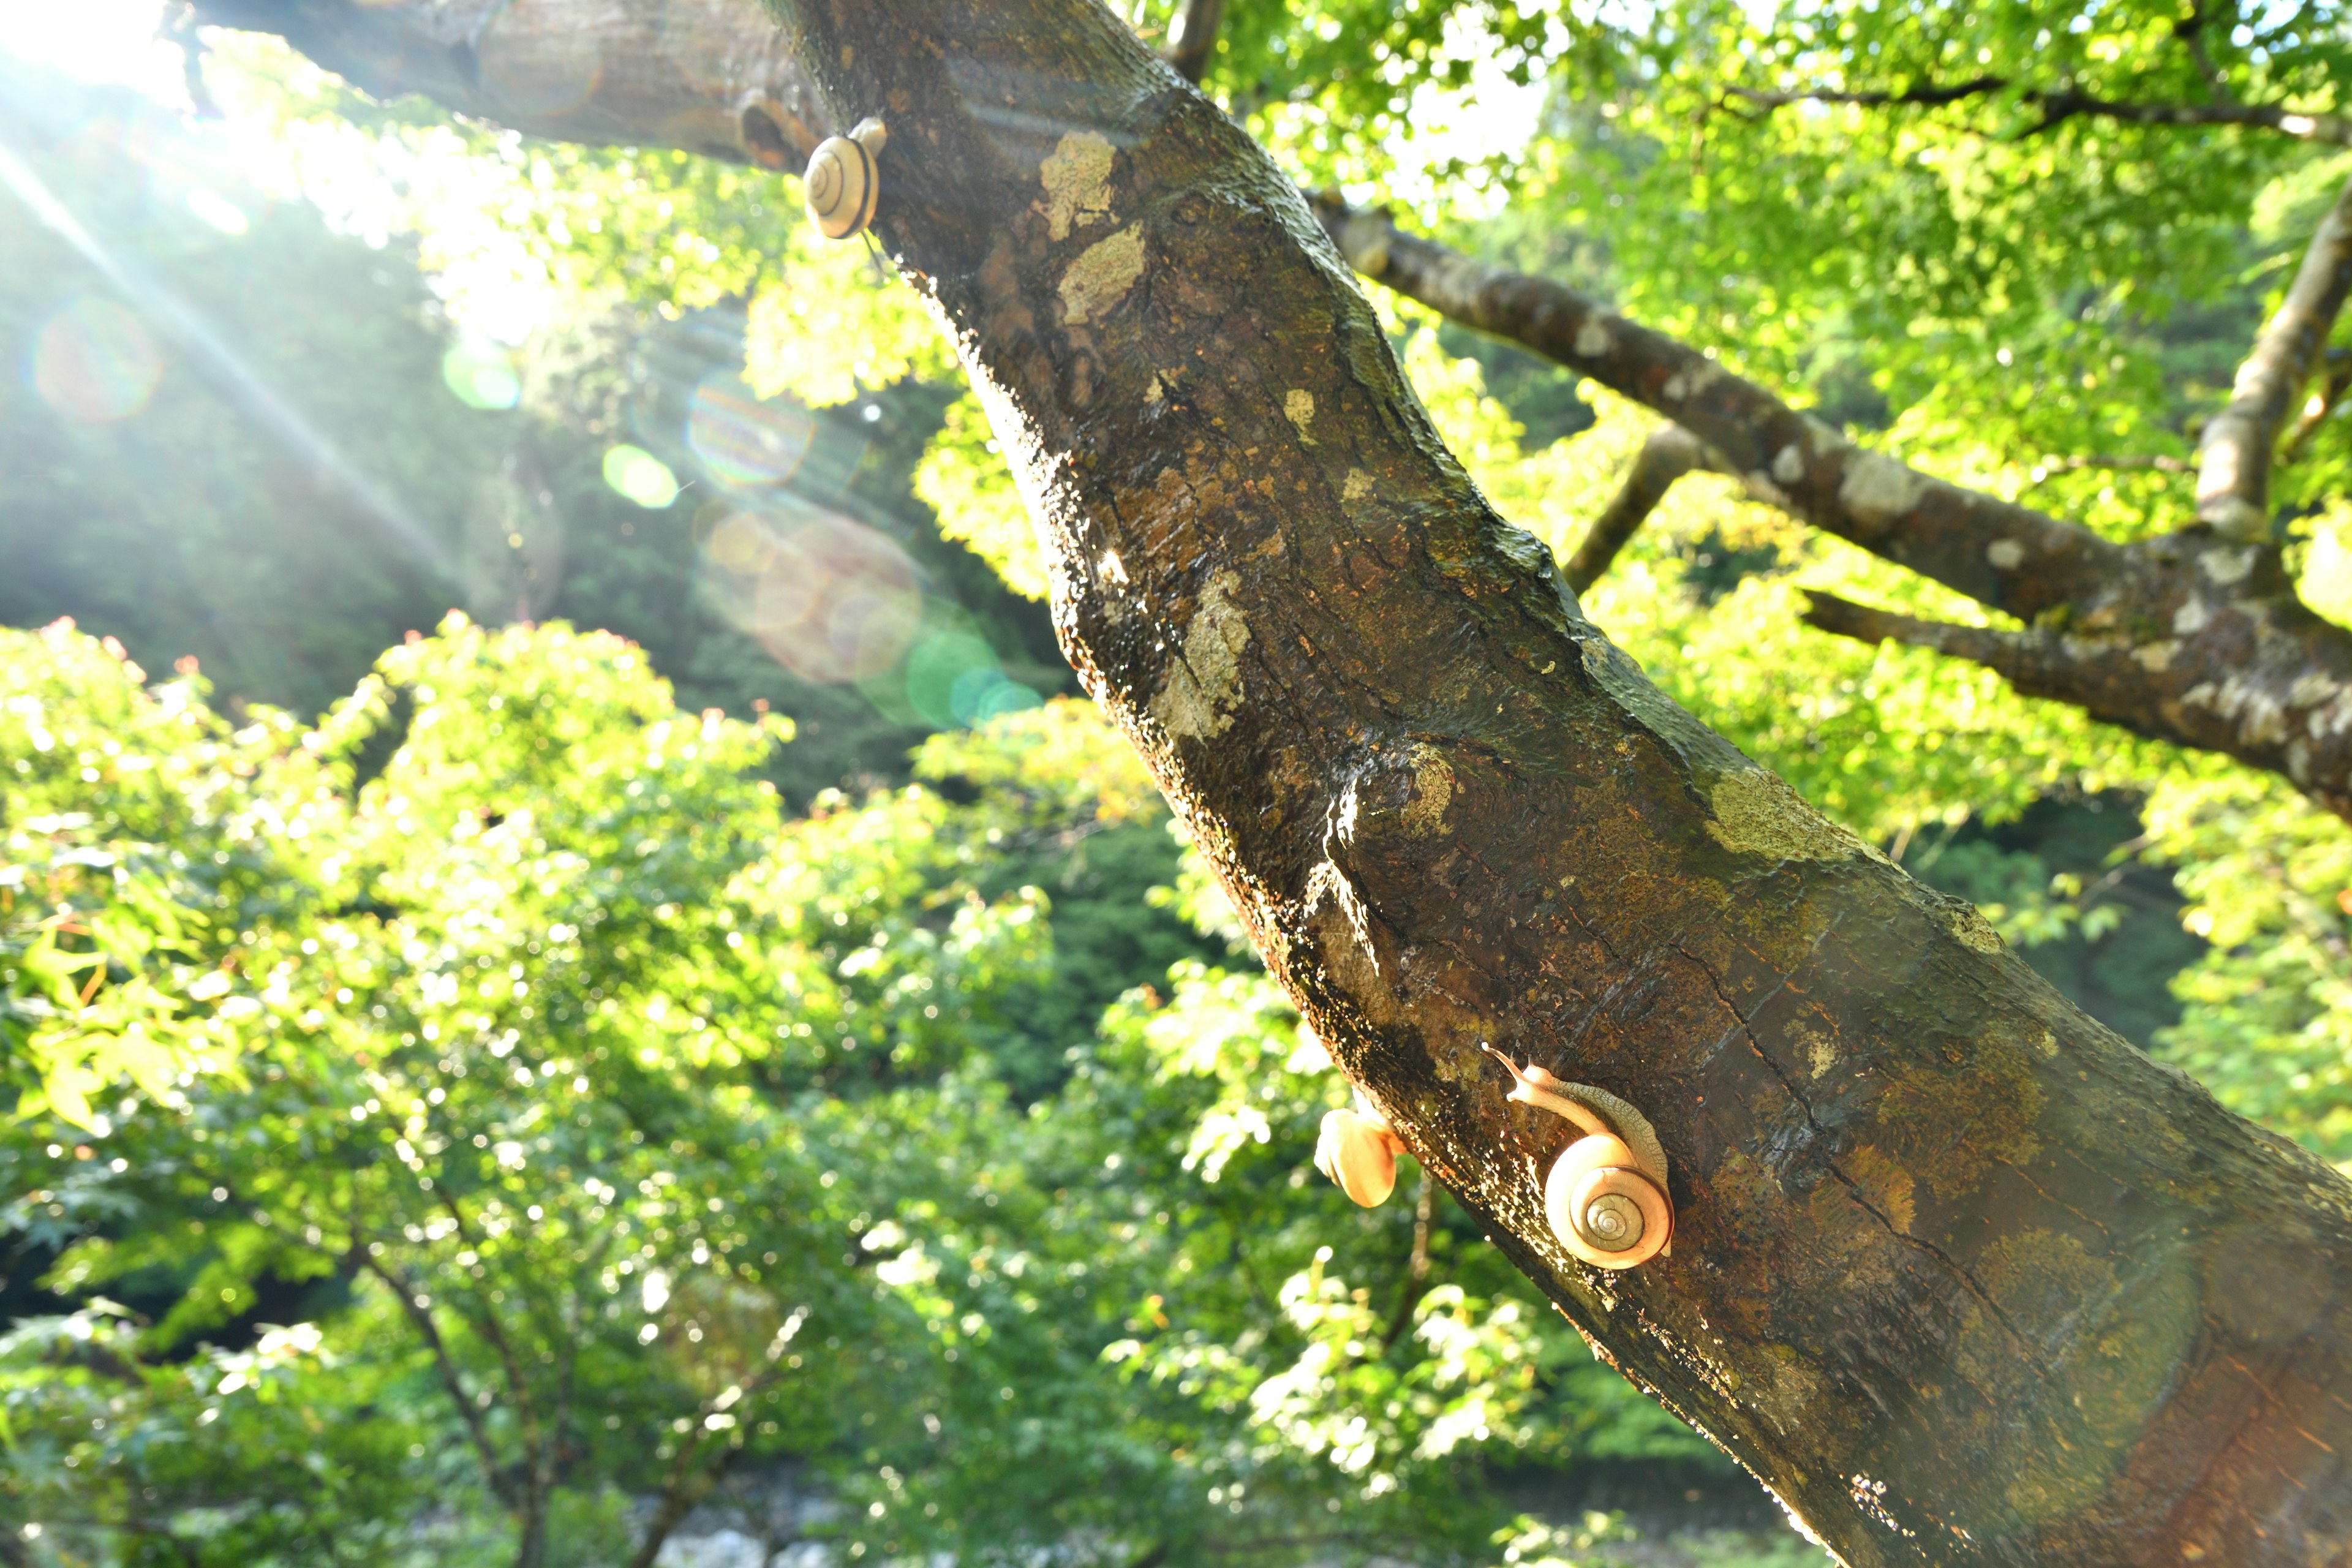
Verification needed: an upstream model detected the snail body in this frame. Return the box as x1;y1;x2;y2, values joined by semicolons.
805;116;888;240
1316;1102;1404;1207
1484;1045;1673;1270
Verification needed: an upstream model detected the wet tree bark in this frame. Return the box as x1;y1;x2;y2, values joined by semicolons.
755;4;2352;1564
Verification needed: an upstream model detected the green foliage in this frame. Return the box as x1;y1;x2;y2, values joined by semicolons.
2;622;1719;1566
914;395;1047;601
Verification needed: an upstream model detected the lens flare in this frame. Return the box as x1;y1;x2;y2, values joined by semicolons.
703;511;775;573
734;514;922;684
604;445;681;508
31;296;163;422
687;372;816;488
443;341;522;410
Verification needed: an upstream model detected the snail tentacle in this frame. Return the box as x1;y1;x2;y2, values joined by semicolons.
1485;1044;1676;1270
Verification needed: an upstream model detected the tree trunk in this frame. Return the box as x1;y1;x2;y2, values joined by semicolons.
195;0;2352;1560
760;4;2352;1564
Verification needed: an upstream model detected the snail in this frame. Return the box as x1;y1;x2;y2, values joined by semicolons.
804;116;888;240
1315;1100;1404;1207
1483;1044;1673;1270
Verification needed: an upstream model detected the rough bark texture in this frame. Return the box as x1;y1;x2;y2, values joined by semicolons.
1314;197;2352;821
742;4;2352;1563
2197;174;2352;540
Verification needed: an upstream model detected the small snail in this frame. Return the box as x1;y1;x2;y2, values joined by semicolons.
804;116;888;241
1316;1101;1404;1207
1483;1045;1673;1270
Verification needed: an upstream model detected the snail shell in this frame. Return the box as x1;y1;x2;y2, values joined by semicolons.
1545;1132;1673;1268
1315;1107;1403;1208
805;116;888;241
1484;1044;1674;1271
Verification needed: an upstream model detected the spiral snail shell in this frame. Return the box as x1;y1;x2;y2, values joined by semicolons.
1483;1044;1673;1270
805;116;888;241
1315;1102;1404;1208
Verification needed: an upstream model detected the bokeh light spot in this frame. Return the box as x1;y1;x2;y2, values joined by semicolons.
31;296;163;423
687;372;815;489
604;445;681;509
905;631;998;727
967;676;1044;724
443;341;522;410
734;514;921;684
704;511;775;573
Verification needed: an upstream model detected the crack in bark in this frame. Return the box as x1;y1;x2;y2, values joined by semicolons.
1675;932;2038;1358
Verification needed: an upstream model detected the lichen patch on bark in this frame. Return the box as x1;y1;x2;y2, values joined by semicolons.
1058;225;1147;325
1839;451;1929;529
1705;769;1865;862
1401;743;1453;835
1038;129;1115;241
1284;388;1316;443
1151;568;1249;739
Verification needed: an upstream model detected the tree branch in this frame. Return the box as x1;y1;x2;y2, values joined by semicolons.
2197;173;2352;540
1163;0;1226;85
1314;193;2352;821
1722;80;2352;146
1564;424;1707;594
625;1311;806;1568
1800;593;2030;674
360;1251;513;1504
1310;191;2116;617
187;0;831;166
2282;349;2352;461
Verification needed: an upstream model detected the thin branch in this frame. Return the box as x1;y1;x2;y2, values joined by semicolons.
360;1252;512;1504
2174;10;2236;102
434;1190;548;1460
1164;0;1226;85
1723;76;2008;114
2282;349;2352;461
2026;453;2195;488
625;1311;809;1568
1379;1170;1436;1353
2198;172;2352;539
1309;190;2119;620
1564;424;1707;593
1799;592;2028;675
1722;80;2352;147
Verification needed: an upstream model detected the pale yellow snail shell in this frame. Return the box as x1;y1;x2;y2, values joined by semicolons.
1315;1106;1403;1208
1484;1044;1673;1271
805;116;888;241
